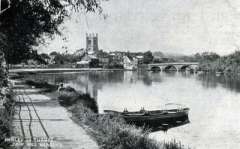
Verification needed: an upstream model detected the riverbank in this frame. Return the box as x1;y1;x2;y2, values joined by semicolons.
58;86;187;149
9;68;123;74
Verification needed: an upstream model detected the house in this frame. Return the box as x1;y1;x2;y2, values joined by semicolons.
136;55;144;64
97;50;110;68
98;57;109;68
108;51;124;68
76;53;99;68
49;54;57;64
123;55;138;70
76;60;90;68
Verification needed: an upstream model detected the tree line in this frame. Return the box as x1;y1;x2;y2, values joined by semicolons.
175;51;240;73
195;51;240;73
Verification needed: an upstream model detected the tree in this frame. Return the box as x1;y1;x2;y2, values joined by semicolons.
143;51;153;64
40;53;50;59
0;0;10;14
201;52;220;62
53;54;65;64
50;51;58;56
39;53;51;64
0;0;102;64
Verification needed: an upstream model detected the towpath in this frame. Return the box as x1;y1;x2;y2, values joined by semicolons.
11;80;98;149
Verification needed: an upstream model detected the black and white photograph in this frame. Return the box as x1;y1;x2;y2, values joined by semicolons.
1;0;240;148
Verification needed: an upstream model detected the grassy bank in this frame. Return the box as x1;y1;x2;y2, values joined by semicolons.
58;89;187;149
0;86;15;148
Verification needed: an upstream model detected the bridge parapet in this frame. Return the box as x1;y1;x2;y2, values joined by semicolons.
149;62;199;66
148;62;199;72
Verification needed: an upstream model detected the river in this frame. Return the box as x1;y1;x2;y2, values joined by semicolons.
24;70;240;149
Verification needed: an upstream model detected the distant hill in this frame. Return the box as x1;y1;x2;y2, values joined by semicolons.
153;51;186;58
164;52;186;57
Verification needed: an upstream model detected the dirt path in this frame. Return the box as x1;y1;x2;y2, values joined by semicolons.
12;81;98;149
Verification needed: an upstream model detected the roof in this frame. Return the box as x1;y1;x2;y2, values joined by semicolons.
88;51;95;55
109;53;115;56
88;54;97;59
126;55;134;61
76;61;90;64
136;55;143;59
81;54;98;61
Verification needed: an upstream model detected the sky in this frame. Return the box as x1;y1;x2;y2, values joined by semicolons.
39;0;240;55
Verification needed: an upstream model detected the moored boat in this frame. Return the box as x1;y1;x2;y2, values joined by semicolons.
104;104;190;128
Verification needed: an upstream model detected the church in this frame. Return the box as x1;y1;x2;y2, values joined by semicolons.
76;33;99;68
86;33;99;55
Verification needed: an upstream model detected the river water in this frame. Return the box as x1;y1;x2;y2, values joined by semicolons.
25;71;240;149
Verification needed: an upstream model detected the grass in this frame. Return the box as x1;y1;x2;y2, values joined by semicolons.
59;90;188;149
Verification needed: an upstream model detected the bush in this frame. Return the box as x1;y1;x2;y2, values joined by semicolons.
0;87;14;147
58;91;98;113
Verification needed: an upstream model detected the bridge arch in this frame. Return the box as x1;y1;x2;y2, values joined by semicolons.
180;65;192;71
150;66;161;72
180;64;199;72
164;65;178;71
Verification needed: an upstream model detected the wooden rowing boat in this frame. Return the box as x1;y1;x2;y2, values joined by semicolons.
104;106;190;129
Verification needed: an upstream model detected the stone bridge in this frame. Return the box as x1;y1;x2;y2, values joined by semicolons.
148;62;199;72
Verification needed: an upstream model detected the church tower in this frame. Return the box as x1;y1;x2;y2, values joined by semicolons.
86;33;99;54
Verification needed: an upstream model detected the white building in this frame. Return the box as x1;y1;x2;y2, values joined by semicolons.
123;55;138;70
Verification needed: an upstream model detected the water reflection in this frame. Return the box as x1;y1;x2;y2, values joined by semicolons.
150;119;190;132
197;73;240;92
25;71;240;104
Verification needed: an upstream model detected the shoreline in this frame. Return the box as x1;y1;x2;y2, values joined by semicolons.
10;67;240;75
9;68;124;74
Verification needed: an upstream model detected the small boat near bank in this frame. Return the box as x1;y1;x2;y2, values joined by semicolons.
104;104;190;129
